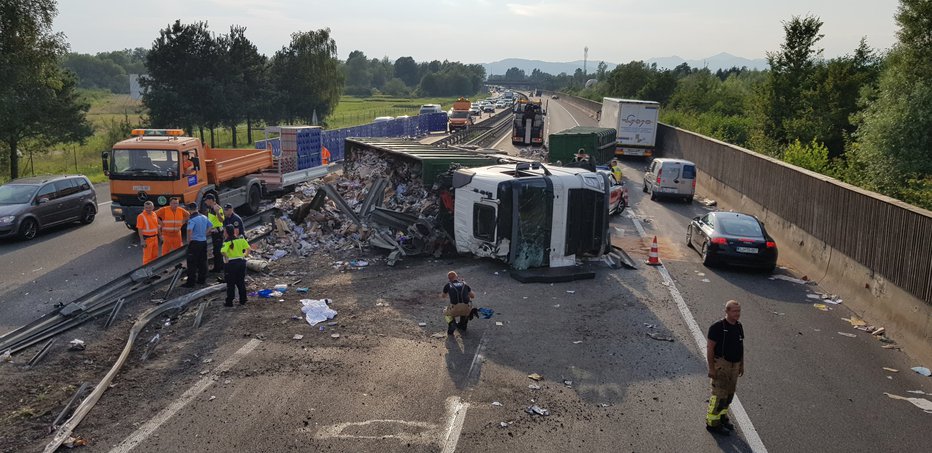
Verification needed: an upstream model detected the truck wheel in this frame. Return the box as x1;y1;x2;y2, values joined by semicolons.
649;187;657;201
18;218;38;241
642;182;648;193
243;185;261;215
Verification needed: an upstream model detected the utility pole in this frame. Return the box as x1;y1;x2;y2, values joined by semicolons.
584;46;588;75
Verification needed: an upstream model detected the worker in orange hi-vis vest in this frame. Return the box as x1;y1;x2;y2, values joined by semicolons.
156;197;189;255
137;201;161;265
322;146;331;165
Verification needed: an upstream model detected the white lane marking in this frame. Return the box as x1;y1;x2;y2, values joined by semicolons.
552;101;580;127
627;211;769;453
313;419;439;443
98;201;112;206
441;397;469;453
109;339;262;453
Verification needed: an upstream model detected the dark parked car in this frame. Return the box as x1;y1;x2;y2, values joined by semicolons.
0;175;98;240
686;211;777;272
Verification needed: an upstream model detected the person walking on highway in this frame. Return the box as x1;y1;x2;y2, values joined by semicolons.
705;300;745;435
220;224;250;306
183;203;211;288
222;203;246;239
203;194;225;273
156;197;189;255
136;201;161;266
442;271;475;335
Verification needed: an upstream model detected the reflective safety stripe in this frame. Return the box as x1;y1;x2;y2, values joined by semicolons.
207;211;224;228
137;212;159;235
157;207;188;232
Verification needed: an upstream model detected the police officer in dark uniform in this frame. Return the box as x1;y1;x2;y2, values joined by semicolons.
222;203;246;239
203;194;225;272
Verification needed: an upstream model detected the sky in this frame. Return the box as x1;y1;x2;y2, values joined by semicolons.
55;0;901;64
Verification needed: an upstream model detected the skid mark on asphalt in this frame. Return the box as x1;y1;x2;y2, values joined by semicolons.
109;339;262;453
627;210;769;453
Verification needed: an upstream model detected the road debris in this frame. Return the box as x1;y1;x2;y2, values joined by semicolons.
292;334;304;340
62;436;87;448
912;367;932;377
418;322;427;327
528;373;543;381
499;422;509;428
68;339;86;351
300;299;337;326
837;332;857;338
769;275;814;285
526;405;551;416
843;316;867;326
431;333;447;338
330;333;341;339
883;367;899;373
771;311;785;316
813;304;829;311
491;401;503;407
528;384;541;390
572;341;583;344
209;395;216;401
495;322;503;326
884;393;932;413
647;332;675;342
563;380;573;387
907;390;932;396
1;349;13;363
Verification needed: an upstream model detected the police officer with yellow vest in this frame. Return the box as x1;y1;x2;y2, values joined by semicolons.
203;194;225;273
610;159;623;185
220;224;250;306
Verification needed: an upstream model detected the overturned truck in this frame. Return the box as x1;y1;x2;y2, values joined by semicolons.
335;138;619;274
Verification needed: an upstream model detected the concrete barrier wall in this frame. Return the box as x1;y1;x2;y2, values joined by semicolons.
553;91;932;363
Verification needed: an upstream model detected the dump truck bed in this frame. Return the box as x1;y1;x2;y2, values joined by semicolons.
344;138;501;185
203;147;274;185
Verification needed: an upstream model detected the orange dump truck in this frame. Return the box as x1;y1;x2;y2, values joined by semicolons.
103;129;330;229
448;97;474;133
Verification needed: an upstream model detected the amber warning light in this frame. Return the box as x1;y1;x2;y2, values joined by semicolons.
131;129;184;137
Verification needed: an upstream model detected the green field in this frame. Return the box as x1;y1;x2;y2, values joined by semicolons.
3;91;486;184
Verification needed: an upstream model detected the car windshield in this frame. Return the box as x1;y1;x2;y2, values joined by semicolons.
0;184;38;205
717;215;763;238
110;149;180;178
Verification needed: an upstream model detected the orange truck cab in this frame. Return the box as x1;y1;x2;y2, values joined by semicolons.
448;97;474;133
102;129;272;230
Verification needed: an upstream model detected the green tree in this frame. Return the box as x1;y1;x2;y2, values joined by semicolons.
596;61;608;81
850;0;932;201
223;25;267;146
753;15;824;153
393;56;419;87
382;78;409;96
268;29;343;124
61;53;128;92
783;138;830;173
343;50;371;95
0;0;92;179
605;61;652;98
504;67;526;81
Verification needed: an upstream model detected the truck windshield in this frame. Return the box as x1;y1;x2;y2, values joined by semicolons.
451;111;469;119
110;149;180;180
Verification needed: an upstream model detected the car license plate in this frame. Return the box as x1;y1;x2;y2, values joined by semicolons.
736;246;758;254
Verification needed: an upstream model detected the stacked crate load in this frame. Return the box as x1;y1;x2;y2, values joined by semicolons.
295;126;322;169
279;127;299;173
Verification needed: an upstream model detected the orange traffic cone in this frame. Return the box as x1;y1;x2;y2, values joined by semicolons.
646;236;662;266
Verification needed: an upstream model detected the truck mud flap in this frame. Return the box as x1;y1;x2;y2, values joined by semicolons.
510;266;596;283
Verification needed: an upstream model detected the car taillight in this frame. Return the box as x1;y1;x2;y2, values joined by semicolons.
711;237;728;245
766;241;776;248
692;179;696;189
656;168;662;184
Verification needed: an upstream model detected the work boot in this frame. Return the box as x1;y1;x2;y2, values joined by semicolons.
721;416;735;431
224;301;234;307
705;424;731;436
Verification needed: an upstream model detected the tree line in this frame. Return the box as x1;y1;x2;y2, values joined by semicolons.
61;48;147;93
343;51;486;97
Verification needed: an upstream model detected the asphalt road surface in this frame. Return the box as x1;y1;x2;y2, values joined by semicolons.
3;101;931;452
0;183;139;333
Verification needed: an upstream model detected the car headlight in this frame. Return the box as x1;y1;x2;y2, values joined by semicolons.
0;215;15;225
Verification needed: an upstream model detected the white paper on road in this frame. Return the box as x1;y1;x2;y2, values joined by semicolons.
884;393;932;413
301;299;337;326
769;274;811;285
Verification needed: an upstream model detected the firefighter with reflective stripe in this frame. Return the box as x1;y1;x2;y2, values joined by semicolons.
203;194;225;272
136;201;161;265
220;224;250;306
156;197;189;255
706;300;745;435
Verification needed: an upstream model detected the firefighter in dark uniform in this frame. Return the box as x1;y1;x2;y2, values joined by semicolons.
705;300;745;435
441;271;475;335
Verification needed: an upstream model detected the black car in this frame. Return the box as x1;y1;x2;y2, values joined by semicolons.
686;211;777;272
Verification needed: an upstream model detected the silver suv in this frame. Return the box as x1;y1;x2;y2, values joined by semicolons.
0;175;98;240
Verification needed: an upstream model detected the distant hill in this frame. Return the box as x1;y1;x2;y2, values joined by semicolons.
483;53;767;76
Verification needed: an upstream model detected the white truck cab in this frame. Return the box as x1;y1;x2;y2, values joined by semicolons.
451;161;612;269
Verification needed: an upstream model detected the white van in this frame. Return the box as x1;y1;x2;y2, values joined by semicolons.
418;104;442;115
643;158;697;202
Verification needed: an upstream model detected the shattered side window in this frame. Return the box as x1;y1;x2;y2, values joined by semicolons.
473;204;496;241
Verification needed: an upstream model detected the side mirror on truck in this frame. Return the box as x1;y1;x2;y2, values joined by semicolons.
101;151;109;176
191;156;200;171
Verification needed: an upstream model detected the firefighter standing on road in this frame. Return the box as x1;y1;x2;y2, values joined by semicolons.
203;194;225;273
220;224;250;306
136;201;161;265
705;300;745;435
156;197;189;255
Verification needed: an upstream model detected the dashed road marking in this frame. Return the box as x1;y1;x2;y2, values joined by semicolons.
627;210;769;453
